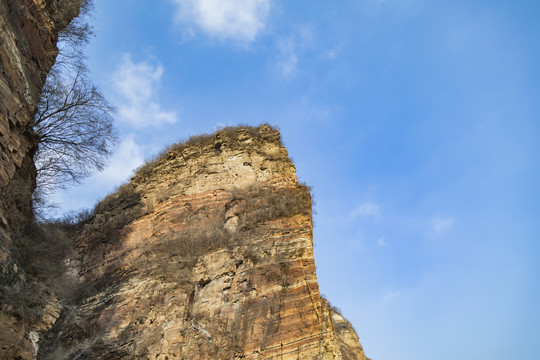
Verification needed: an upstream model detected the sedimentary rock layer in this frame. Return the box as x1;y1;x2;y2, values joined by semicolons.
39;126;368;359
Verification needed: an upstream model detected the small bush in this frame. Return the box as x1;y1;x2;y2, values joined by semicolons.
156;224;229;260
0;282;44;324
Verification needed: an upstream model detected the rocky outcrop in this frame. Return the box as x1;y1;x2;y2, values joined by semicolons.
36;125;369;359
1;0;62;226
330;307;370;360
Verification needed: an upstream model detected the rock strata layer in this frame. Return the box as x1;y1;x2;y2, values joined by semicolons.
38;126;369;359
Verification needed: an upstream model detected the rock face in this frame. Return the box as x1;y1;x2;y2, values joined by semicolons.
38;125;369;359
0;2;370;359
0;1;82;358
331;309;370;360
0;0;77;228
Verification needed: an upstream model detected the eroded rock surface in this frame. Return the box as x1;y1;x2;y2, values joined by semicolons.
39;126;369;359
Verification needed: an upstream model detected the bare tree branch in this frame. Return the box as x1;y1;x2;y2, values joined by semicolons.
32;0;118;214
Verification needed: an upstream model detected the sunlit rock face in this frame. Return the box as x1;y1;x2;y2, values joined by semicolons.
38;125;369;359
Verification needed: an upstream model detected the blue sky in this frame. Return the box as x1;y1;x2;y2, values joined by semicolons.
54;0;540;359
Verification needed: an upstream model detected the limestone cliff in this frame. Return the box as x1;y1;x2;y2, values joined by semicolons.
36;125;369;359
0;2;370;359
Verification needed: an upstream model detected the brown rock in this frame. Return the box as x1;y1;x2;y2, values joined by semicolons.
38;125;369;359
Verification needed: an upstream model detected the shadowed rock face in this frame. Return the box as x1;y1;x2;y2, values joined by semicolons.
37;125;369;359
0;1;81;358
0;0;59;223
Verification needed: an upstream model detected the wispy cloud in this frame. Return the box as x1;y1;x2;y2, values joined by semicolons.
171;0;271;43
275;26;316;78
276;37;298;77
377;237;386;246
349;202;381;219
382;289;400;303
113;54;178;128
431;215;454;234
53;136;145;213
328;48;337;59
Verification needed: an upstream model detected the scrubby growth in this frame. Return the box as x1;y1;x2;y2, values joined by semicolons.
46;0;93;32
17;214;87;298
231;185;312;230
139;184;311;284
0;281;47;326
134;124;283;179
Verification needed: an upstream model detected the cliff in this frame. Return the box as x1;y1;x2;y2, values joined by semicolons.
0;0;82;227
0;2;370;359
36;125;369;359
0;0;83;358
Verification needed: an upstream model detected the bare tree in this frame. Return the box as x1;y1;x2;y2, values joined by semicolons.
32;0;117;211
33;66;117;192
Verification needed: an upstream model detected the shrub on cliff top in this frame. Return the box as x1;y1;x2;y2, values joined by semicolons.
133;124;281;179
47;0;92;32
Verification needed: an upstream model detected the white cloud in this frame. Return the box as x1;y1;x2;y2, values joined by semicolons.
113;54;178;128
377;237;386;246
275;26;316;78
349;202;381;219
276;37;298;77
53;136;145;213
171;0;271;43
297;25;315;48
431;215;454;234
95;136;145;185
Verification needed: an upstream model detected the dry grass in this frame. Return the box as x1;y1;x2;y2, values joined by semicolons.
232;184;312;230
133;123;282;179
0;281;45;324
